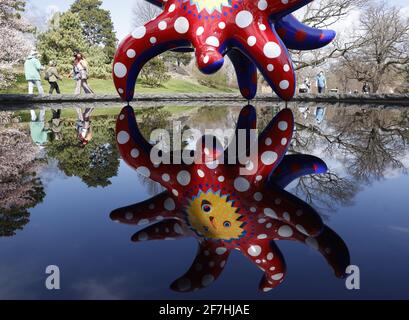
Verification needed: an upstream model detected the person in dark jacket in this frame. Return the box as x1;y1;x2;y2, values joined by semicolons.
45;61;62;94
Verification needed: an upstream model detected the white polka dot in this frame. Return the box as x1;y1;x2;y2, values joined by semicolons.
197;169;205;178
196;26;204;36
114;63;127;78
281;0;289;4
164;198;176;211
174;17;189;34
261;151;278;166
117;131;129;144
259;24;267;31
266;223;272;229
258;0;268;10
267;253;274;261
162;173;170;182
267;64;274;72
258;234;267;240
177;278;191;292
216;247;227;255
296;225;307;235
254;193;263;202
206;36;219;47
156;215;164;221
138;232;148;241
218;22;226;29
118;88;124;94
278;225;293;238
247;36;257;47
125;212;133;220
248;245;262;257
263;42;281;58
126;49;136;58
137;166;150;177
281;138;288;146
131;149;139;158
264;208;278;219
263;287;273;292
131;26;146;39
258;218;267;224
119;114;125;121
150;37;157;44
206;161;219;170
271;273;284;281
283;64;290;72
235;11;253;29
203;55;210;64
250;207;257;213
158;21;167;30
278;121;288;131
306;237;319;250
218;176;225;183
172;189;179;197
283;212;291;222
279;80;290;90
202;274;215;287
177;171;191;186
174;223;183;235
234;177;250;192
220;261;226;268
138;219;149;226
256;175;263;182
168;4;176;12
256;260;261;264
265;138;272;146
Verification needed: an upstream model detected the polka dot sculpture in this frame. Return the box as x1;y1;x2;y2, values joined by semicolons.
111;105;350;292
113;0;336;101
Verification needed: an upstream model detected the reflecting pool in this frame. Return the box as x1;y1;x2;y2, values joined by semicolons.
0;103;408;300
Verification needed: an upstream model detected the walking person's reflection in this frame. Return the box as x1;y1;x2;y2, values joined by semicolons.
76;107;94;146
49;109;63;141
30;107;49;147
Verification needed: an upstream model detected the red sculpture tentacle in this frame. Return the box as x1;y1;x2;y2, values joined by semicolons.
113;12;190;101
267;220;350;278
110;192;181;225
238;239;287;292
240;108;294;182
259;185;324;236
116;106;190;193
232;19;296;101
170;241;231;292
131;219;192;242
265;0;313;18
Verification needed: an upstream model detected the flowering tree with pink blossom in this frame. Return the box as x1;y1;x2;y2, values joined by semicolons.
0;0;32;89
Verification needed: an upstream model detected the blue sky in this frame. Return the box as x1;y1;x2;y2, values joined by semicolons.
27;0;409;42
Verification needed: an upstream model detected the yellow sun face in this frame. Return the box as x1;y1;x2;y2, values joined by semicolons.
185;190;245;241
183;0;232;14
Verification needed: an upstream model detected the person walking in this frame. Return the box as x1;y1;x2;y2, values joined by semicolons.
45;61;62;94
70;52;93;94
362;82;371;94
24;50;44;95
316;71;327;94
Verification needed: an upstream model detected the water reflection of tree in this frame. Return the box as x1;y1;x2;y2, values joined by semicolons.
0;129;46;237
294;108;409;183
257;106;409;214
46;116;120;188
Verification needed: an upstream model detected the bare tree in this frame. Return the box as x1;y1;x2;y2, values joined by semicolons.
132;0;161;27
292;0;368;71
341;2;409;92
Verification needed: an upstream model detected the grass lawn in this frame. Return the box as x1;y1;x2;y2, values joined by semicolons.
1;74;237;95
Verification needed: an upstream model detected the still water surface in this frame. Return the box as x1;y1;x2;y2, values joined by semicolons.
0;103;408;299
